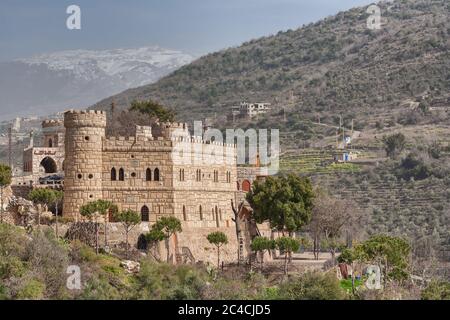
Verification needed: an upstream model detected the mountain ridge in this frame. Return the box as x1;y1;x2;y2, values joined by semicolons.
0;46;195;120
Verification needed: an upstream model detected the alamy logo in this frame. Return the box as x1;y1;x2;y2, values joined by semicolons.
366;4;381;30
66;5;81;30
172;121;280;175
365;265;382;289
66;265;81;290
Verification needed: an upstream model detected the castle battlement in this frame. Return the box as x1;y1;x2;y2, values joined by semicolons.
64;109;107;128
156;121;188;129
42;119;63;128
65;109;106;115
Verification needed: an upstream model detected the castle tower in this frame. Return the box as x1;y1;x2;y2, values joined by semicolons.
63;110;106;220
42;119;64;148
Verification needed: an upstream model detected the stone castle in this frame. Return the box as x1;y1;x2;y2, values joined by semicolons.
13;109;270;264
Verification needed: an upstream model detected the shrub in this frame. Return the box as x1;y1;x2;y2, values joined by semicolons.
16;279;46;300
279;272;347;300
395;153;431;181
421;280;450;300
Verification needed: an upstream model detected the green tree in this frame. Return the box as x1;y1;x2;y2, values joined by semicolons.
113;209;141;258
79;200;118;254
130;100;176;122
0;164;12;224
341;235;411;287
382;133;406;159
275;237;300;275
29;188;57;230
246;174;314;234
151;216;182;263
207;232;228;269
79;201;102;254
250;236;275;269
337;247;362;294
145;227;166;261
52;190;64;238
92;200;117;248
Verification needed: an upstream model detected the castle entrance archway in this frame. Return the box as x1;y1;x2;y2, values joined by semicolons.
40;156;57;173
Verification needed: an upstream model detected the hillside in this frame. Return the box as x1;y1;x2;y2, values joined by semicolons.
90;0;450;262
92;0;450;128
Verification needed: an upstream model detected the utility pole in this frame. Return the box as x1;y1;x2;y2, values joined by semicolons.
336;130;339;149
111;100;116;120
8;126;12;169
342;125;345;149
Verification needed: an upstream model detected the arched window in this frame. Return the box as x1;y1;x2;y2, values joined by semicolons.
154;168;160;181
179;169;185;181
111;167;117;181
141;205;149;222
213;170;219;182
199;205;203;221
146;168;152;181
215;206;219;228
183;205;187;221
119;168;125;181
236;181;240;190
242;180;251;192
48;138;53;148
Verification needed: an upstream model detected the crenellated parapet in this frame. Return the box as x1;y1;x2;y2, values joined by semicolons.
103;136;173;152
64;110;107;129
152;121;190;139
42;119;63;129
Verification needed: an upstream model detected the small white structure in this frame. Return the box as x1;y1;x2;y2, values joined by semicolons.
231;102;271;119
333;151;358;163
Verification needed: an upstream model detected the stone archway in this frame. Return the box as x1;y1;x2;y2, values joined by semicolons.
40;156;57;173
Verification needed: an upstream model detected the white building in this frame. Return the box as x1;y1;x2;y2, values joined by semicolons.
231;102;271;119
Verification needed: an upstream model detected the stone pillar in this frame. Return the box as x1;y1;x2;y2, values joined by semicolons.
63;110;106;220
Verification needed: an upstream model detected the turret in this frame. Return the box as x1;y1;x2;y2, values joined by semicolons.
42;119;64;148
63;110;106;219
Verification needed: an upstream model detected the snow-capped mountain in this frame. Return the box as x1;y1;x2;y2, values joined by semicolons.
0;46;194;120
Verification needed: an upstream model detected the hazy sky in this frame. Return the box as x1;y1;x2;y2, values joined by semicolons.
0;0;376;61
